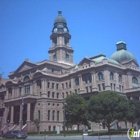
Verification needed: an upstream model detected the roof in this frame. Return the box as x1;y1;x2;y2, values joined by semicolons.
90;54;121;66
0;78;9;85
111;49;138;66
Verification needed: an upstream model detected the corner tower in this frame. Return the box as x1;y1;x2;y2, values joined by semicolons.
48;11;74;65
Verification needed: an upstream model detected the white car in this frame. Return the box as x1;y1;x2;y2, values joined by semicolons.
83;132;88;136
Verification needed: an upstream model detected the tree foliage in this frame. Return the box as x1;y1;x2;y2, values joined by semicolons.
87;91;128;132
65;93;89;132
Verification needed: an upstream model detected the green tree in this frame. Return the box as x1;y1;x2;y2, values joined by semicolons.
65;93;89;132
87;91;128;132
34;118;40;134
126;100;140;127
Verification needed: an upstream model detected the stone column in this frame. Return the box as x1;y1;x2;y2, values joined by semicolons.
104;70;111;90
3;106;9;124
34;81;37;95
10;106;14;125
78;75;84;93
41;79;47;97
91;72;98;91
115;73;119;92
128;73;132;89
26;103;31;131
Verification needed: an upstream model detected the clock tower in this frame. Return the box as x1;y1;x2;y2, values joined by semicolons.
48;11;74;65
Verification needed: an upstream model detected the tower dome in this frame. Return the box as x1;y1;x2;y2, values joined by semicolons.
54;11;67;25
111;41;138;66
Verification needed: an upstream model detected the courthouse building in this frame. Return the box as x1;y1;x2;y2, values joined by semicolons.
0;11;140;132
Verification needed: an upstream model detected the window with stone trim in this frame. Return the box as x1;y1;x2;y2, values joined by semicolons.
118;74;122;82
132;76;139;88
48;110;50;120
102;83;105;90
48;91;50;97
66;54;69;61
110;72;114;80
57;93;59;98
52;110;55;121
52;92;55;98
24;76;30;82
57;111;59;121
53;54;57;62
24;85;30;94
75;77;79;86
98;84;101;91
98;72;104;81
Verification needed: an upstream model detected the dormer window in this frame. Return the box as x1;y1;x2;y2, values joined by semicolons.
24;76;30;82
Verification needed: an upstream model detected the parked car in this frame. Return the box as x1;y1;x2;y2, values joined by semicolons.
3;130;27;139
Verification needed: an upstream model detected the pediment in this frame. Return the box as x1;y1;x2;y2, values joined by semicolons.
78;57;93;66
14;61;37;74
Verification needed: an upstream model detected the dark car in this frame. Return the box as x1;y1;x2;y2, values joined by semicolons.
3;130;27;139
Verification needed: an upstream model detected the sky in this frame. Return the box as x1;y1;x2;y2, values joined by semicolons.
0;0;140;78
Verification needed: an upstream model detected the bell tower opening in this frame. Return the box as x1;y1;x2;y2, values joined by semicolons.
48;11;74;65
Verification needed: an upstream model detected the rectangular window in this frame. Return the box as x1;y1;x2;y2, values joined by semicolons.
86;87;88;92
102;83;105;90
110;83;112;90
48;110;50;120
24;85;30;94
57;111;59;121
98;84;101;91
114;84;115;91
66;83;68;88
119;85;121;91
62;83;64;89
57;93;59;98
56;84;59;89
48;91;50;97
52;92;55;98
52;83;54;89
48;82;50;88
90;86;92;92
38;110;40;121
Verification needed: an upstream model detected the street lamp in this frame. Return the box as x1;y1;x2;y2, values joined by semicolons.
54;89;66;137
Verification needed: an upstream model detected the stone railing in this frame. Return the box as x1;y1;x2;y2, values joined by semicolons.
126;87;140;92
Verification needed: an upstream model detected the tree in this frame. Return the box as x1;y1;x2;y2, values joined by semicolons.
126;100;140;127
34;118;40;134
65;93;89;132
87;91;128;132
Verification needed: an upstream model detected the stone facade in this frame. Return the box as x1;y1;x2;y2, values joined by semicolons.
0;11;140;133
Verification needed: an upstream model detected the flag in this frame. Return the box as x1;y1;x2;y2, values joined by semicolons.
22;97;24;110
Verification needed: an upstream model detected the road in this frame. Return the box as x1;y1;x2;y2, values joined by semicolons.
26;135;140;140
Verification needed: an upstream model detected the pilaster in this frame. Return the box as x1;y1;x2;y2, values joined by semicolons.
78;75;84;93
104;70;111;90
91;72;98;91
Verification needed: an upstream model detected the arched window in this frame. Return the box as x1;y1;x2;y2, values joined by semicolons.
110;72;114;80
75;77;79;86
53;54;57;61
98;72;103;81
132;77;139;88
66;54;69;61
118;74;122;82
24;76;30;82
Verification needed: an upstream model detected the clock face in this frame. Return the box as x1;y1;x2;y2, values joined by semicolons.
63;27;67;32
54;28;58;32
